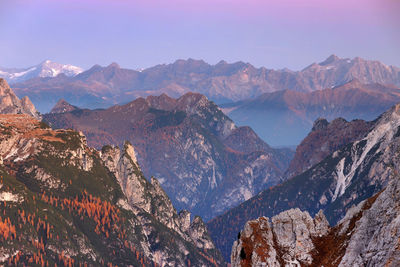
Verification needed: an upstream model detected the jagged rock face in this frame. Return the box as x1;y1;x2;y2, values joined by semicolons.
223;80;400;146
187;216;216;250
208;103;400;261
0;114;224;266
231;175;400;266
11;55;400;113
335;175;400;267
311;118;329;131
286;117;373;178
100;142;220;256
44;93;293;221
101;143;153;213
231;209;329;266
0;78;40;119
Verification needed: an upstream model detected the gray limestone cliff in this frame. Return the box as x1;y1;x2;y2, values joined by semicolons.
100;142;218;253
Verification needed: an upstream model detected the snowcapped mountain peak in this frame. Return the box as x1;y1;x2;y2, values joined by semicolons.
0;60;83;84
37;60;83;78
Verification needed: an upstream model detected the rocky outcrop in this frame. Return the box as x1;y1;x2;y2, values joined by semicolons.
231;173;400;266
187;216;216;250
0;78;40;119
100;142;220;253
231;209;329;266
44;92;293;221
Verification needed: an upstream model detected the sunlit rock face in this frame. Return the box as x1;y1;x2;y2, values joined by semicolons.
0;78;40;119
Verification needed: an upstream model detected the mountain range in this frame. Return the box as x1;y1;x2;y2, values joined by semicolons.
208;103;400;261
1;56;400;265
9;55;400;113
43;93;293;221
222;79;400;146
0;60;82;84
0;113;224;266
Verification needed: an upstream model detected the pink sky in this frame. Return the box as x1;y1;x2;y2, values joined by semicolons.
0;0;399;70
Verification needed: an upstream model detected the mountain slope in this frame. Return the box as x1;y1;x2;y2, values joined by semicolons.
0;78;40;119
286;117;373;178
43;93;293;221
0;60;83;84
0;114;224;266
11;55;400;113
208;103;400;261
223;80;400;146
231;173;400;266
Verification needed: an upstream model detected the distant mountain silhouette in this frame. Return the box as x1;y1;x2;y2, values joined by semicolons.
11;55;400;113
223;80;400;146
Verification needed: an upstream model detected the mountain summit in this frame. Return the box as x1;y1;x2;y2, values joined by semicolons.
50;99;78;114
0;60;83;84
0;78;40;119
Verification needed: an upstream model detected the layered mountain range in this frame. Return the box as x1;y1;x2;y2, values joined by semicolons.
208;103;400;261
0;113;224;266
0;60;83;84
43;93;293;221
222;79;400;146
10;55;400;113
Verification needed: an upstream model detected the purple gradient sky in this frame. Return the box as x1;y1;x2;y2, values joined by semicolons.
0;0;399;70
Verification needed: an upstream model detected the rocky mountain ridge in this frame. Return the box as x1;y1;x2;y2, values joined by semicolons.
0;114;224;266
286;117;373;178
100;142;217;250
50;99;79;114
223;79;400;146
208;102;400;261
11;55;400;113
231;171;400;266
43;93;293;221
